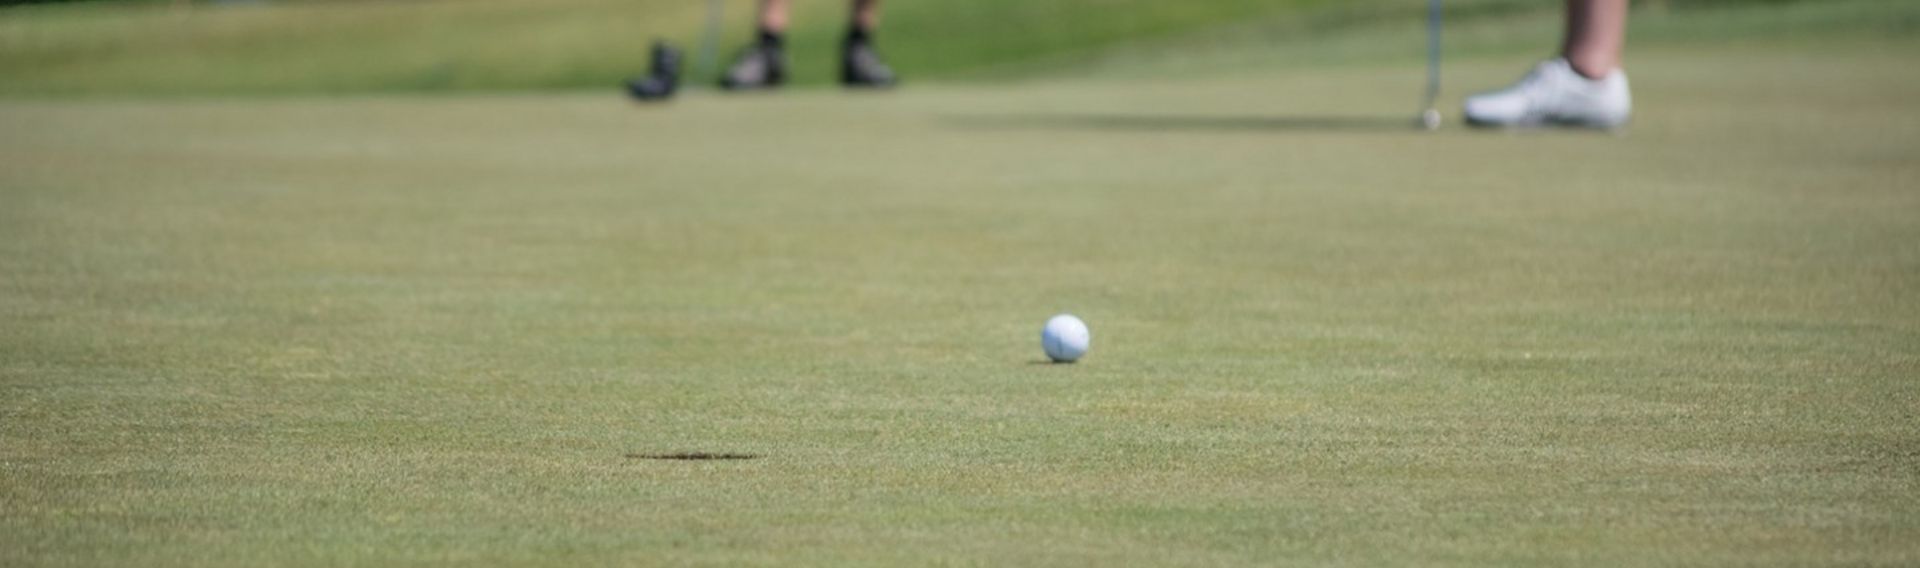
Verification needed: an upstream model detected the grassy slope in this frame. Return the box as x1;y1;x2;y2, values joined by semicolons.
0;0;714;95
988;0;1919;83
4;2;1920;566
0;0;1341;96
8;0;1910;96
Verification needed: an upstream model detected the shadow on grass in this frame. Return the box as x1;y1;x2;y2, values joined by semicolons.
627;452;760;461
945;113;1417;134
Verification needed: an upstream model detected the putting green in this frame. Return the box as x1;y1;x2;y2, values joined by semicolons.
4;27;1918;568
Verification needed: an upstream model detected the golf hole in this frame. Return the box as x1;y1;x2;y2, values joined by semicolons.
626;452;760;461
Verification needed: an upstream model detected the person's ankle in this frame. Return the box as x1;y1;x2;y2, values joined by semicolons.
844;25;872;48
757;28;785;49
1564;55;1618;81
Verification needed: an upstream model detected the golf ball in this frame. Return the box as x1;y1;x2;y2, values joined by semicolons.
1041;314;1090;363
1421;108;1443;131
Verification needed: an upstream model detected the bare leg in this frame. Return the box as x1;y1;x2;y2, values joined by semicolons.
757;0;790;33
1562;0;1628;79
841;0;895;86
1463;0;1632;127
850;0;881;32
722;0;790;89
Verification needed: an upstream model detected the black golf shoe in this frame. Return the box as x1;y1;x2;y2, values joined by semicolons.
720;43;786;90
625;41;682;101
841;41;896;88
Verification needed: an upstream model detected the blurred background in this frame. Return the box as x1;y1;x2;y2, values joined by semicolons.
2;0;1908;97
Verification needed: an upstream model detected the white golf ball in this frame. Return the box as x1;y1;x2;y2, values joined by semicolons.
1420;108;1443;131
1041;314;1090;363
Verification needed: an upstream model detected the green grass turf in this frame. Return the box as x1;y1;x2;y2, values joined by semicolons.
7;0;1907;96
4;7;1920;567
0;0;1425;95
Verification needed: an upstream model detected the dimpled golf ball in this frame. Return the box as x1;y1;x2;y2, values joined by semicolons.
1041;314;1090;363
1421;108;1443;131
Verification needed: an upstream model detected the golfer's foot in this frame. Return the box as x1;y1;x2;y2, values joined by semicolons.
720;43;786;90
1463;58;1631;129
841;42;896;88
625;41;682;101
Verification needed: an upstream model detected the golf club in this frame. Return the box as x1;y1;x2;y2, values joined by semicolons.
699;0;725;81
1420;0;1443;130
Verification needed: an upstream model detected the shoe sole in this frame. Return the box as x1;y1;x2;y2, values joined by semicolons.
1465;114;1628;132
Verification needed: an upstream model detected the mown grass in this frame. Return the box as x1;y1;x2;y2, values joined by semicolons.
2;0;1918;565
0;0;714;95
6;0;1910;96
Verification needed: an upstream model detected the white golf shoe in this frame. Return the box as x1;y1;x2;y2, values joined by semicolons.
1463;58;1631;129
